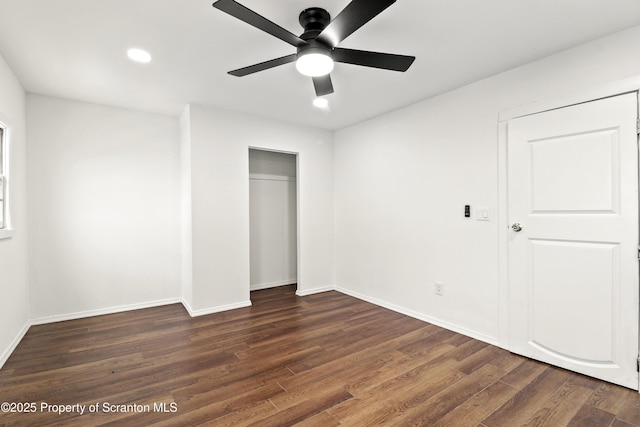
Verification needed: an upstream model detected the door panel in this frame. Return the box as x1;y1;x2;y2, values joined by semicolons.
507;93;639;389
530;129;618;213
529;239;617;363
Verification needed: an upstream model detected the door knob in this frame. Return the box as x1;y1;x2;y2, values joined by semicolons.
511;223;523;232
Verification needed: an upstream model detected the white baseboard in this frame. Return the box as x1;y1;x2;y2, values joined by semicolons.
250;280;296;291
295;285;335;297
0;320;30;370
181;298;252;317
335;285;498;347
29;297;183;326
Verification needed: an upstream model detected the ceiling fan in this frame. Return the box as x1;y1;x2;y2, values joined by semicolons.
212;0;416;97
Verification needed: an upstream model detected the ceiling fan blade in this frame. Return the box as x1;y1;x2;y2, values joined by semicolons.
333;48;415;72
312;75;334;96
317;0;396;47
213;0;307;48
228;54;297;77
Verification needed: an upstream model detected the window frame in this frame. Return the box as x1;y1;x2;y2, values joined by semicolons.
0;126;4;225
0;117;13;239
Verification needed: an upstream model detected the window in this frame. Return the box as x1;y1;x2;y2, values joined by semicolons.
0;118;15;239
0;126;6;230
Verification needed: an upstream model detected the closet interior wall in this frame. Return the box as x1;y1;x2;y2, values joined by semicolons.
249;149;297;291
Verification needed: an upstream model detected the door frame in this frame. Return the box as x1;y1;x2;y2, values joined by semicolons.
247;147;300;294
497;75;640;355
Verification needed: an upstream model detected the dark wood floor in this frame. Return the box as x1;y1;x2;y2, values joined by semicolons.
0;285;639;426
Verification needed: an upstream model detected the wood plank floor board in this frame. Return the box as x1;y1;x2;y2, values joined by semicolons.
115;381;286;427
498;357;550;390
489;350;527;373
588;381;634;415
245;386;353;427
617;393;640;426
275;325;446;395
518;377;594;427
1;285;639;426
198;400;278;427
455;345;510;375
397;328;459;356
291;410;341;427
443;338;490;362
431;380;520;427
272;351;402;411
387;364;507;426
479;367;573;425
276;347;397;394
344;343;457;397
566;404;616;427
171;365;294;402
327;358;467;424
283;315;427;374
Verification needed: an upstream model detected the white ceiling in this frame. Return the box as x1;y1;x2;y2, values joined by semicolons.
0;0;639;130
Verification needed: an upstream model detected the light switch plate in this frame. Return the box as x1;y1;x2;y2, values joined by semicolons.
476;207;490;221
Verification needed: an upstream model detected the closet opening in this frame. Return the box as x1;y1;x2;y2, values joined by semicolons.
248;148;298;297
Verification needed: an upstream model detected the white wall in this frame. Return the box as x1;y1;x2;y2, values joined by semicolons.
180;106;193;308
249;150;297;290
27;95;181;321
334;25;640;344
183;105;333;314
0;54;29;368
249;149;297;176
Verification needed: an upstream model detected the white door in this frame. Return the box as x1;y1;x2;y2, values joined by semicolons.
507;93;639;389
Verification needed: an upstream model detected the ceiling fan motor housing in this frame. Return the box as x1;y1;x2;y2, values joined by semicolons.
299;7;331;40
297;8;333;59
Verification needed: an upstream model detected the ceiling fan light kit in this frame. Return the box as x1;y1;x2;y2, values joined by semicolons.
212;0;415;97
295;50;334;77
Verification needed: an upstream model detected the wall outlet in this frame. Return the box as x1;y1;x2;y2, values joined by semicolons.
434;281;444;296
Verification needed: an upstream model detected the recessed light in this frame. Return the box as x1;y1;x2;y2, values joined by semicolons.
127;48;152;64
312;97;329;109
